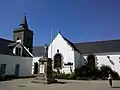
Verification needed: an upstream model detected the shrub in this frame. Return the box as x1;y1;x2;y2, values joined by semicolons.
75;65;101;79
100;65;119;79
54;65;120;80
76;76;81;80
75;65;119;80
53;71;76;80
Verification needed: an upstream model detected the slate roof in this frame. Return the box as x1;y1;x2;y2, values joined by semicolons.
0;38;33;57
0;38;14;55
62;36;80;53
74;39;120;54
8;42;18;47
32;46;44;57
32;39;120;57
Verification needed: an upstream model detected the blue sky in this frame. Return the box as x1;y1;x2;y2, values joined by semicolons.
0;0;120;46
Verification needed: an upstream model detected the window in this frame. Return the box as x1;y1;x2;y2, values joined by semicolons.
0;64;6;74
15;47;21;56
57;49;59;53
54;54;62;69
87;54;95;67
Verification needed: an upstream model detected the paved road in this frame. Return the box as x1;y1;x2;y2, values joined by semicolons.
0;78;120;90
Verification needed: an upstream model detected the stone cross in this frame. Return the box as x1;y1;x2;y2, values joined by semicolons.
44;44;48;58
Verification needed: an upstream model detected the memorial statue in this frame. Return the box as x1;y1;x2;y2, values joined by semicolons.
33;43;57;84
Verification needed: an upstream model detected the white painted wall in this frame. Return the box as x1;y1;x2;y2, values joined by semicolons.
80;54;86;66
0;54;32;77
83;52;120;75
74;51;81;68
32;57;42;74
48;33;75;73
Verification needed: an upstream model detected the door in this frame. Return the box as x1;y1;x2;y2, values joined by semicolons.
15;64;20;77
0;64;6;74
34;62;38;74
39;65;45;73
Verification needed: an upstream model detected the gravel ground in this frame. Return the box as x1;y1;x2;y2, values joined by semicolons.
0;78;120;90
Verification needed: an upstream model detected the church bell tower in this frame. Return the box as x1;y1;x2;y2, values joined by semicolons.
13;16;34;54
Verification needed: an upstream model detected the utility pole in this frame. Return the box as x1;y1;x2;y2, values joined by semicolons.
51;28;53;58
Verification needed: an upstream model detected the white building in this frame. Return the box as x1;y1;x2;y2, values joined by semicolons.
1;16;120;77
0;16;33;77
33;32;120;75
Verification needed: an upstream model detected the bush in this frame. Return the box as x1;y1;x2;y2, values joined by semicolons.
53;71;76;80
53;65;120;80
100;65;119;79
75;65;120;80
76;76;81;80
75;65;101;79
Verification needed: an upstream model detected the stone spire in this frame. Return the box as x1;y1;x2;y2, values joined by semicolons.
20;15;28;29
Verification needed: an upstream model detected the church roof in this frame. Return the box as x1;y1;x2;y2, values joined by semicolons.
74;39;120;54
33;39;120;56
62;36;80;53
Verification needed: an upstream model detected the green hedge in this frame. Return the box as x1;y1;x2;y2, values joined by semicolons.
53;72;76;80
53;65;120;80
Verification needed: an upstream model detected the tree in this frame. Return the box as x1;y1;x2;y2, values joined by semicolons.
100;65;119;79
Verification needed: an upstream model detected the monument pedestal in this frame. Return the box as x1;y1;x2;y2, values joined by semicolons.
32;57;57;84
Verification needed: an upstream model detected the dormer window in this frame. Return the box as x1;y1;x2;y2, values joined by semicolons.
15;47;21;56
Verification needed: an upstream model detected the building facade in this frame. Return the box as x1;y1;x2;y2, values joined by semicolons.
0;16;33;77
1;16;120;76
33;32;120;75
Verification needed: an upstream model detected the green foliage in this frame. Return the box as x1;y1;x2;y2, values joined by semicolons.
53;65;120;80
100;65;119;79
75;65;101;79
53;71;76;80
75;65;119;80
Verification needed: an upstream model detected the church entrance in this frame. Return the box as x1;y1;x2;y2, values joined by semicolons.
87;54;95;68
54;53;62;69
34;62;38;74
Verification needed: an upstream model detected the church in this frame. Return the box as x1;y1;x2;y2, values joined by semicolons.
33;32;120;75
32;27;120;75
0;16;120;77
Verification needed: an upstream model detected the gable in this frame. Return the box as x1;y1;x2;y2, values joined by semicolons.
9;42;33;57
16;43;33;57
49;33;78;52
48;33;75;63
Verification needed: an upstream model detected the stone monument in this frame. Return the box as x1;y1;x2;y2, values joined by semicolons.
32;44;57;84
